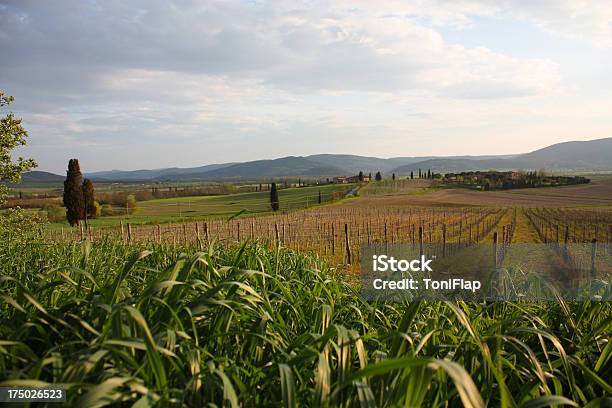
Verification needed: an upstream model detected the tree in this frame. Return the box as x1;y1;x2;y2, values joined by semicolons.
410;171;414;179
427;169;431;179
318;190;322;204
368;172;372;180
82;178;97;219
126;194;138;215
358;171;364;182
392;173;396;181
0;91;37;205
270;182;279;211
63;159;84;226
418;168;422;179
375;171;382;181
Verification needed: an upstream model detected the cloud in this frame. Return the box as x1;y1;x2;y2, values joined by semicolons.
1;0;563;101
0;0;609;172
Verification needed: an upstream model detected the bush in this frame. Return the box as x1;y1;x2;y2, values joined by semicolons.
40;203;66;222
101;204;115;216
126;194;139;215
91;201;101;218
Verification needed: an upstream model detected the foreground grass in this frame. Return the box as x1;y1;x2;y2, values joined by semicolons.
0;235;610;407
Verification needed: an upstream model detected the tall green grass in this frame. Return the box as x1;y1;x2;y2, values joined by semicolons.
0;234;610;407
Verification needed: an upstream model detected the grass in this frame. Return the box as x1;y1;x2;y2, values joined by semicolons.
41;183;353;229
0;232;610;407
359;179;434;196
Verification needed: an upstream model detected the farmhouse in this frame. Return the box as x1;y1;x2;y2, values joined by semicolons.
334;175;370;183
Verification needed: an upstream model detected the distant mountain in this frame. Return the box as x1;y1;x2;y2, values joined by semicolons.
88;163;235;181
307;154;424;174
16;137;612;183
19;171;65;183
197;156;346;179
392;137;612;175
519;138;612;170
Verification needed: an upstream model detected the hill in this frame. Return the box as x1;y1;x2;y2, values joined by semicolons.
17;137;612;183
88;163;235;181
197;156;346;179
19;171;65;183
519;137;612;170
392;137;612;175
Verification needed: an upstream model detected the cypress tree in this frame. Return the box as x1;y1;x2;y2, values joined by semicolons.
418;168;422;179
375;171;382;181
318;190;322;204
270;182;279;211
410;171;414;179
427;169;431;179
368;172;372;180
358;171;364;182
392;173;396;181
63;159;84;226
82;178;96;219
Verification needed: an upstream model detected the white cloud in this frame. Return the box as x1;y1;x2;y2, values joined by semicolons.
1;0;610;171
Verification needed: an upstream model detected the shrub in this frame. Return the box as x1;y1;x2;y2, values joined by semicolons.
92;201;101;218
101;204;115;216
41;203;66;222
126;194;139;215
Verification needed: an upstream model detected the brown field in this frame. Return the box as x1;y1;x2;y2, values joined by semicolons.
386;175;612;207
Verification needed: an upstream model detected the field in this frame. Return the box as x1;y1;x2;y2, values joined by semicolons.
1;235;610;406
395;175;612;207
2;178;611;406
40;183;354;229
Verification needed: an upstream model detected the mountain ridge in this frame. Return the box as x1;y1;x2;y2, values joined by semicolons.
16;137;612;182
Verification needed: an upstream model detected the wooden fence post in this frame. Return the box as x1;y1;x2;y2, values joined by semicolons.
419;226;423;257
344;223;351;265
492;232;498;271
274;223;279;246
331;224;335;255
591;238;597;278
442;224;446;257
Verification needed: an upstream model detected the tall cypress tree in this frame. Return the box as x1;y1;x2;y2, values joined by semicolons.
358;171;364;182
392;173;396;181
410;171;414;179
418;168;422;179
375;171;382;181
82;178;96;218
270;182;279;211
318;190;322;204
63;159;84;226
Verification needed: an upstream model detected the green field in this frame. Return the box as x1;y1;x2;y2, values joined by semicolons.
42;183;354;229
1;233;609;406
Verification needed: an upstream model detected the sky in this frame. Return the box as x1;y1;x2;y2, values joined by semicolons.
1;0;612;173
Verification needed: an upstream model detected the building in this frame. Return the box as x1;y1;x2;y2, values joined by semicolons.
333;175;370;184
